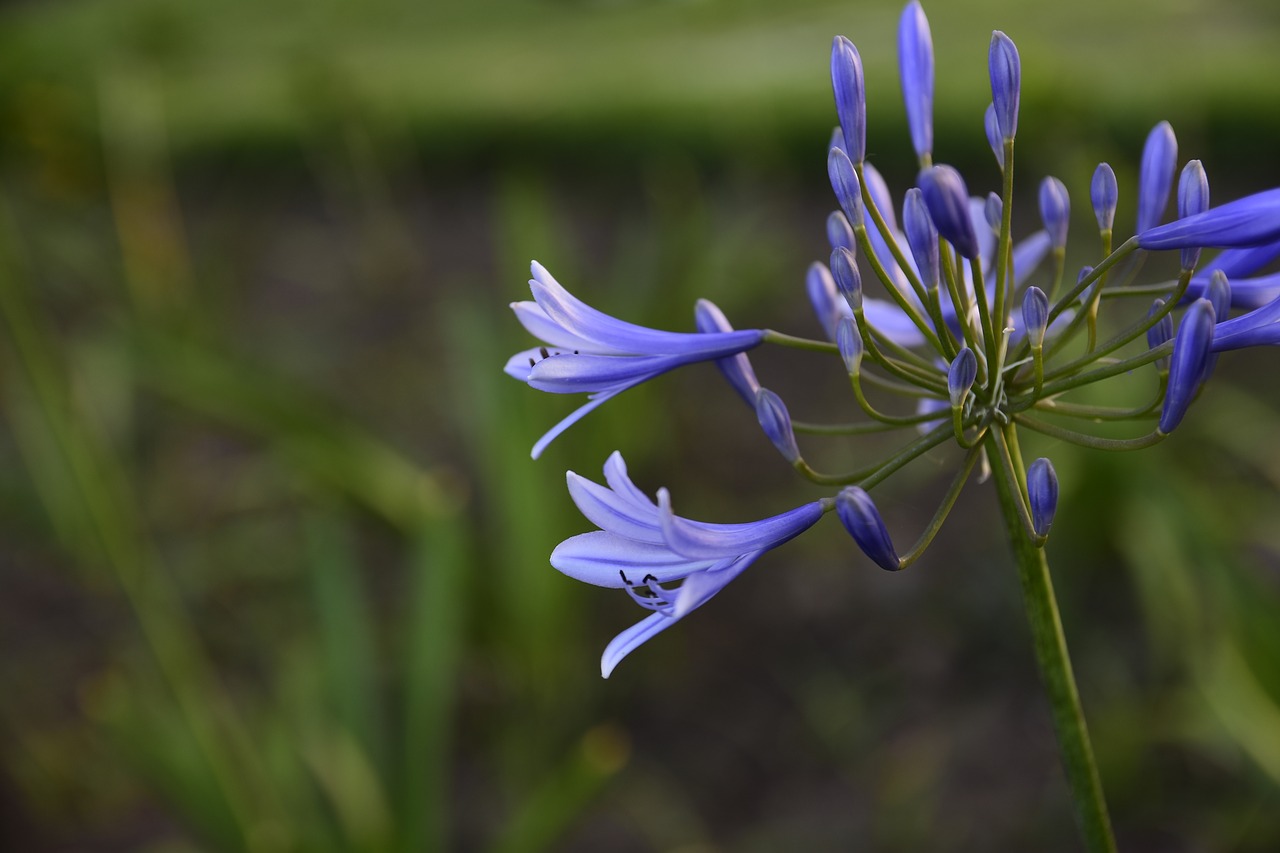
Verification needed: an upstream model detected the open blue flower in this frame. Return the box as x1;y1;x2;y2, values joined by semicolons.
551;452;827;676
506;262;765;458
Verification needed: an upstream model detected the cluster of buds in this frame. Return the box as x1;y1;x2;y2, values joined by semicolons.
506;2;1280;676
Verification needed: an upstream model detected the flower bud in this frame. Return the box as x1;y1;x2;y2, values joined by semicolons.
984;193;1003;236
1022;286;1049;348
755;388;800;464
898;1;934;160
1136;121;1177;233
830;247;863;312
837;487;900;572
1177;159;1210;271
826;210;855;252
828;147;863;229
831;36;866;164
1091;163;1118;232
988;31;1021;141
1027;457;1059;539
918;165;980;259
984;103;1004;169
836;316;863;374
805;262;843;341
1038;177;1070;250
903;188;940;291
1158;298;1216;434
947;348;977;407
1146;298;1174;372
1207;270;1231;322
696;299;761;406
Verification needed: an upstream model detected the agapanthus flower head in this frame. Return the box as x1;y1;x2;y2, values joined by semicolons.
1136;121;1178;233
1091;163;1118;232
897;1;934;160
831;36;867;164
1027;458;1059;539
918;165;980;259
988;31;1020;141
507;262;764;458
1039;177;1070;250
836;487;900;572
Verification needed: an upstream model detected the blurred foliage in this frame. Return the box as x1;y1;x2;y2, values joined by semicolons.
0;0;1278;851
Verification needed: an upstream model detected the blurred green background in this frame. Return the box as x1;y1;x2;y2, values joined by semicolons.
2;0;1280;850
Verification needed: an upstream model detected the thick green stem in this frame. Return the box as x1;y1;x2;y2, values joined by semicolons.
986;431;1117;853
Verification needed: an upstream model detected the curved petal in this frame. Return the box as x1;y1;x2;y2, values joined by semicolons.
530;389;623;459
566;471;664;544
600;551;760;677
512;301;609;353
656;489;826;560
551;532;720;587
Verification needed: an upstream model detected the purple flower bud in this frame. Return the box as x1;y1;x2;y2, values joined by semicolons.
1158;298;1216;434
836;316;863;374
984;193;1003;235
806;262;843;341
918;165;980;259
984;103;1004;169
830;247;863;312
1022;286;1049;347
755;388;800;464
1026;457;1059;538
837;487;900;572
828;147;863;229
696;299;762;406
947;347;977;407
1147;298;1174;372
988;31;1021;141
1136;121;1177;233
1091;163;1118;232
1139;187;1280;251
831;36;866;164
1177;159;1210;271
898;1;934;160
1207;270;1231;322
827;210;855;252
903;188;940;291
1038;177;1070;250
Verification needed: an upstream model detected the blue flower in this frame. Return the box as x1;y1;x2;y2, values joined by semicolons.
897;1;934;160
506;262;764;458
551;452;827;676
1136;121;1177;233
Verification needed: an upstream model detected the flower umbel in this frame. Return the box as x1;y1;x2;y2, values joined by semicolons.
509;6;1280;846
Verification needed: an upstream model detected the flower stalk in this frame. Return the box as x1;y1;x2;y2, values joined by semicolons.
987;426;1117;852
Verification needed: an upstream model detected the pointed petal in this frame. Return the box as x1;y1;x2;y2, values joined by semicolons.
567;471;664;544
530;389;622;459
551;532;720;587
656;488;825;560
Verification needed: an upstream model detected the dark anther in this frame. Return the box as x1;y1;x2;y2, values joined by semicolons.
619;569;632;585
528;357;536;367
539;346;550;359
573;350;580;354
642;573;658;584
